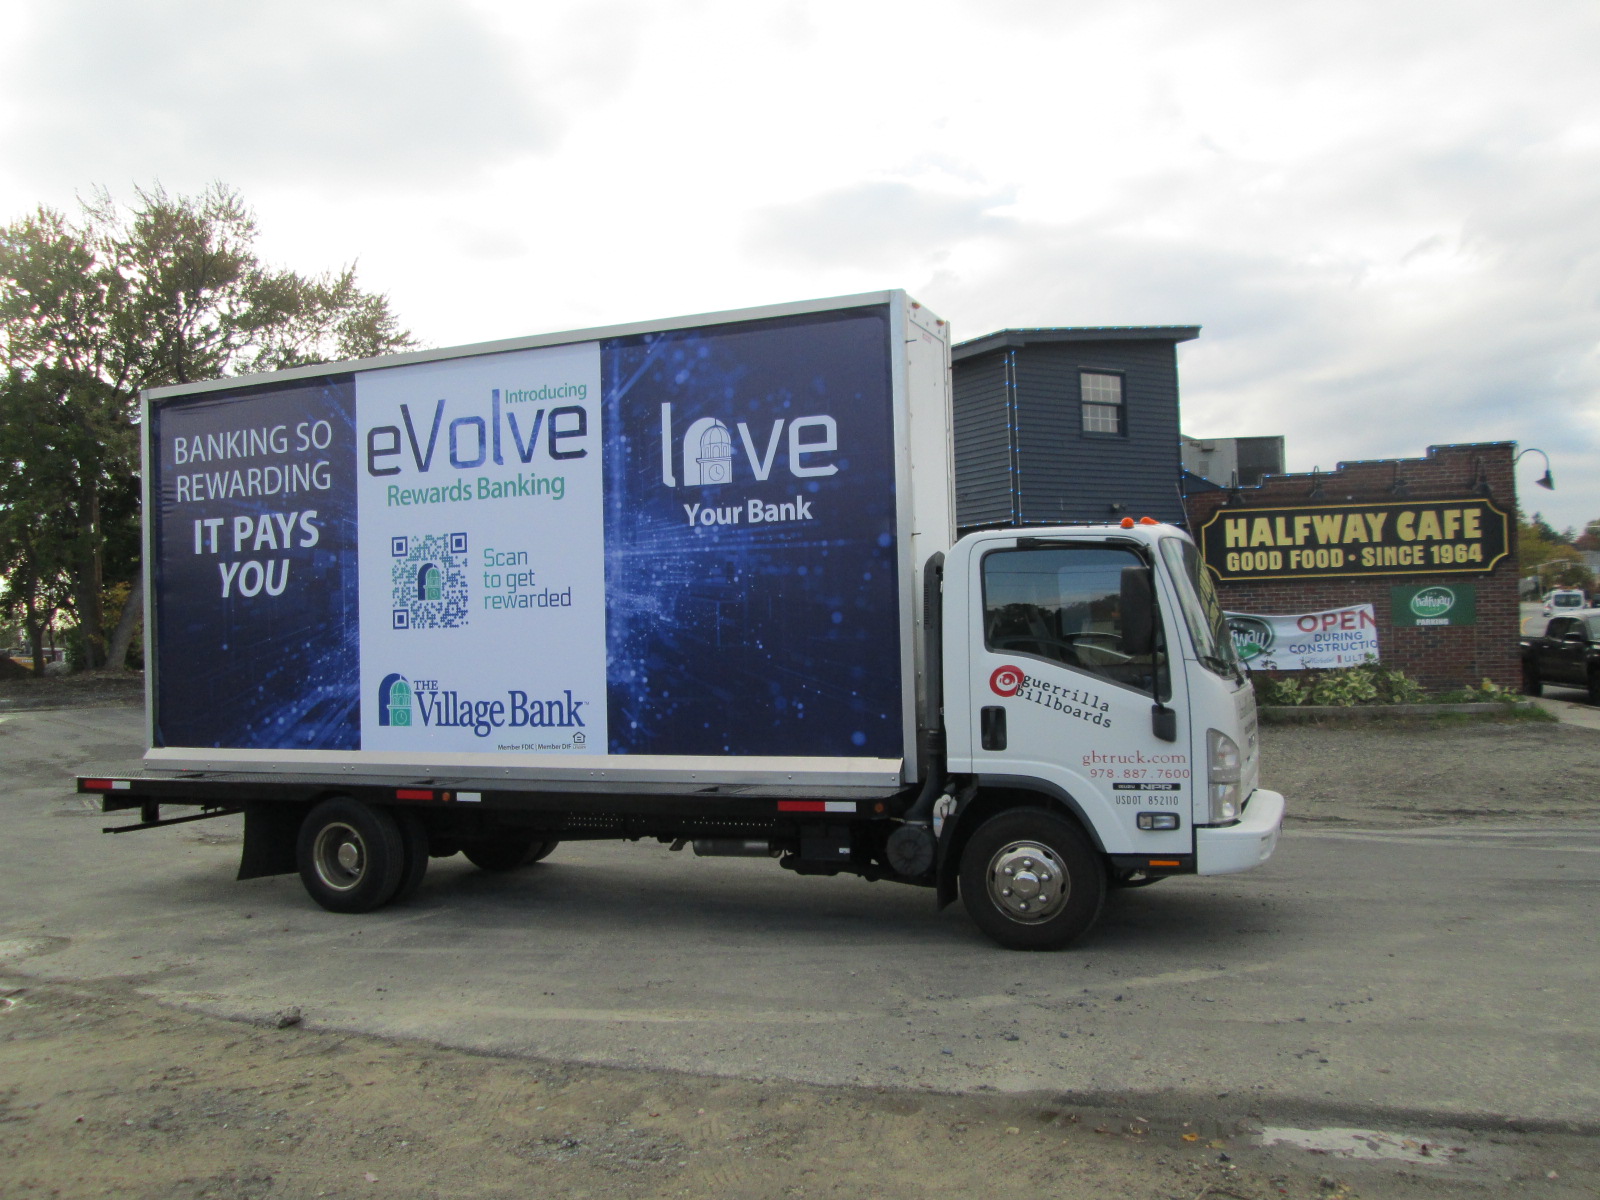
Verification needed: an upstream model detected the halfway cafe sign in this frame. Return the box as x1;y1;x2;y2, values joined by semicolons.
1227;604;1379;671
1197;498;1510;582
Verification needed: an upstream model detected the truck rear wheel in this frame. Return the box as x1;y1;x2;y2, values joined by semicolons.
959;809;1105;950
297;798;406;913
392;808;430;903
463;833;552;872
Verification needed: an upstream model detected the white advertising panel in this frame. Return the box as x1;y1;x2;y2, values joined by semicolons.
357;342;607;753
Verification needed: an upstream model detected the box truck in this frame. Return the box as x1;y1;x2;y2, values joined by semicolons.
78;292;1283;950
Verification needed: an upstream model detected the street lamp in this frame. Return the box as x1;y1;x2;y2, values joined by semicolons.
1515;447;1555;490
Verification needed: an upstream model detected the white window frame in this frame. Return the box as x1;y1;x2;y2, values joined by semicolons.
1081;371;1123;434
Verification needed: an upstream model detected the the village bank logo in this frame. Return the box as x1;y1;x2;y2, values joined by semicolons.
1227;616;1275;663
658;402;839;487
1409;586;1457;619
377;673;414;726
375;672;586;738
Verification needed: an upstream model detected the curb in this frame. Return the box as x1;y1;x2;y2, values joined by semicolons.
1259;701;1535;722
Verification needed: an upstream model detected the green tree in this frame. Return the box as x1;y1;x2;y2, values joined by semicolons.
1518;510;1592;593
0;184;415;671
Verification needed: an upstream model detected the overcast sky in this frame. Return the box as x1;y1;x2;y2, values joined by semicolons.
1;0;1595;531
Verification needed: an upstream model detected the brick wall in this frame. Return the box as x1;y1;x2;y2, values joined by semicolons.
1182;442;1520;691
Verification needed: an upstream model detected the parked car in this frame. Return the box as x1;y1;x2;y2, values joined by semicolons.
1521;611;1600;703
1542;589;1587;617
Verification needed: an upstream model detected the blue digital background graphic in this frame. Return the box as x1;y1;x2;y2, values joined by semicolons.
601;307;903;758
151;377;360;749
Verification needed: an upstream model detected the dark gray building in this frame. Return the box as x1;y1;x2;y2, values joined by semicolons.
951;326;1198;531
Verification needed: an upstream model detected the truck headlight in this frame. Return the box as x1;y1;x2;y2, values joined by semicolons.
1206;728;1241;824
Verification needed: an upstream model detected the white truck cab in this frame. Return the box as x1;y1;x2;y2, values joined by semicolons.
932;520;1284;946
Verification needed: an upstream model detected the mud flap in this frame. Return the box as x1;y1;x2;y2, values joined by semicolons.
237;804;305;880
932;779;978;911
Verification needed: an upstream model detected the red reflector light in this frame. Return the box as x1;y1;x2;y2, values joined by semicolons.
395;789;435;801
777;801;827;812
83;779;113;790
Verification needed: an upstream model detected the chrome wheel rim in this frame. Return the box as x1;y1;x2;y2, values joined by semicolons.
312;822;367;892
985;840;1069;923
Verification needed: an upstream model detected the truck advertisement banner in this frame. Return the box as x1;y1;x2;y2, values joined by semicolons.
150;306;902;759
1225;604;1379;671
1197;499;1509;582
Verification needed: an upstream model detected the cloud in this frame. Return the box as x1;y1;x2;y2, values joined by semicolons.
912;113;1600;521
1;0;552;188
745;181;1014;271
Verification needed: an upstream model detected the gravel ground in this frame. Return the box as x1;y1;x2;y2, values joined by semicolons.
13;974;1594;1200
3;685;1597;1197
0;668;145;711
1261;715;1600;827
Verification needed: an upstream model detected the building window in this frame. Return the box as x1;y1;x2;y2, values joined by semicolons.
1081;372;1123;434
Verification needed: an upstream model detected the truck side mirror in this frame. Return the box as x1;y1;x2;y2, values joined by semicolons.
1121;566;1156;656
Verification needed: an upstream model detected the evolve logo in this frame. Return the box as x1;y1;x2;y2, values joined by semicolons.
366;389;589;477
1228;616;1274;663
659;403;839;487
1409;586;1456;619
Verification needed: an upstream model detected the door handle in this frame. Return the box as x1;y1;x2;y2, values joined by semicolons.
980;706;1007;751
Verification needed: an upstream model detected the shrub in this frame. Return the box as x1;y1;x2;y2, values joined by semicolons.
1437;678;1523;705
1253;660;1428;706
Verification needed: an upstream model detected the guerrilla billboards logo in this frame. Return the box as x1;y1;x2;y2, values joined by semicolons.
1409;587;1456;620
376;672;587;739
658;403;839;529
990;665;1025;696
390;533;469;629
989;664;1111;729
1228;616;1275;663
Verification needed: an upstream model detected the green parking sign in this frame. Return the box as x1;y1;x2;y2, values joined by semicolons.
1391;584;1476;627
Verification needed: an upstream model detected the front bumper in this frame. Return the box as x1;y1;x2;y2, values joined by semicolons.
1195;788;1284;875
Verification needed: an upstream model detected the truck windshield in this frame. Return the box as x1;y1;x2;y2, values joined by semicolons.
1159;537;1241;681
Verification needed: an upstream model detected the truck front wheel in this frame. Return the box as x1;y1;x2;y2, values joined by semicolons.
297;798;406;913
959;810;1106;950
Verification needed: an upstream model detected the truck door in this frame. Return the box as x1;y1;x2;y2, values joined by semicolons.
1541;618;1581;684
965;541;1192;858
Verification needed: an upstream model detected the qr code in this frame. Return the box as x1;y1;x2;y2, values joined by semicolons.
390;532;469;630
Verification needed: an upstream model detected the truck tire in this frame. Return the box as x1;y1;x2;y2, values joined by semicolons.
392;808;430;904
1521;660;1542;697
959;809;1106;950
463;833;549;872
297;798;406;913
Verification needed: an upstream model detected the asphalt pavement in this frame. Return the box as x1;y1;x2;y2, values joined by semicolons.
1;702;1597;1135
